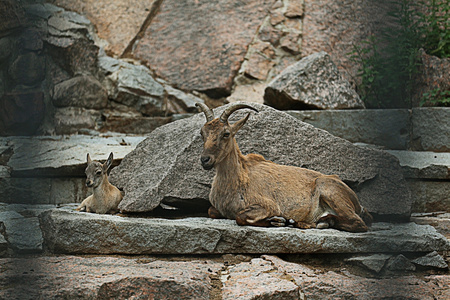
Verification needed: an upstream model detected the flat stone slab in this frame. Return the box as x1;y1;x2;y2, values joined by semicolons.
40;207;450;255
387;150;450;179
2;135;146;177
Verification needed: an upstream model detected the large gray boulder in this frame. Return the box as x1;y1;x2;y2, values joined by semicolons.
264;51;365;110
110;102;411;219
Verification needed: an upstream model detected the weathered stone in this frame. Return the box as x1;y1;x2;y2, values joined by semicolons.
0;91;45;136
8;52;45;86
412;49;450;107
5;135;145;177
19;28;44;51
54;107;101;134
164;85;205;115
48;15;87;33
244;52;275;80
0;0;25;35
132;0;275;97
0;256;222;299
279;32;301;54
387;151;450;179
25;3;64;20
386;254;416;272
0;37;13;61
49;0;158;56
411;213;450;239
288;109;411;150
0;177;88;205
264;52;365;110
266;255;440;300
110;103;410;218
411;108;450;152
101;109;171;134
45;29;99;76
222;258;301;299
346;254;391;273
258;25;282;46
284;0;304;18
52;75;108;109
0;210;42;253
270;11;285;26
107;62;164;114
301;1;396;81
0;229;6;257
226;82;266;104
412;251;448;269
40;208;450;255
0;177;52;204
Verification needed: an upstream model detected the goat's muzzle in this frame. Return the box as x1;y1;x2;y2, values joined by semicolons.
86;179;94;188
201;155;214;170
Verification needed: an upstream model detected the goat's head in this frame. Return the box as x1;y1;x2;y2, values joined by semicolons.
85;152;113;188
196;103;258;170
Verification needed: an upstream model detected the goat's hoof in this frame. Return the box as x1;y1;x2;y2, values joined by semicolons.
316;222;330;229
267;216;287;227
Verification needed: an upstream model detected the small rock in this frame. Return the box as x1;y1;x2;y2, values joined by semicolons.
386;254;416;272
346;254;392;273
412;251;449;269
264;51;365;110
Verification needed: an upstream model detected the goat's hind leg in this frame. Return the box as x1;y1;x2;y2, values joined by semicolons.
314;176;368;233
236;204;290;227
208;206;225;219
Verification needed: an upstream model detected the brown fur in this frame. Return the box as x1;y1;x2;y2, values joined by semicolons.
76;153;123;214
199;112;372;232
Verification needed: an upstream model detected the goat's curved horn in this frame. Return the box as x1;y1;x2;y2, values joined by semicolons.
219;104;259;123
196;102;214;122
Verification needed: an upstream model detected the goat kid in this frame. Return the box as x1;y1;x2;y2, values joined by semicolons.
196;103;372;232
76;152;123;214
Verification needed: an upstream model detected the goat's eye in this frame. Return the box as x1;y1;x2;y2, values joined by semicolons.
223;132;230;138
95;170;101;175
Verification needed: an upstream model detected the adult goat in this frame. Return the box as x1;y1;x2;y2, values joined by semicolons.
196;103;372;232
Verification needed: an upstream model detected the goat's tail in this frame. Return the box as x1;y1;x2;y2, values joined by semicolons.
360;206;373;227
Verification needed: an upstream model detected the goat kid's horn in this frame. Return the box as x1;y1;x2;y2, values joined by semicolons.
219;104;259;123
195;102;214;122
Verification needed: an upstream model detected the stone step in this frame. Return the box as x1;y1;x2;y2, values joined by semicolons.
40;206;450;255
287;108;450;152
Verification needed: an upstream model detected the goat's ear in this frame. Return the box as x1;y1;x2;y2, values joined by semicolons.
87;153;92;164
104;152;113;172
230;113;251;135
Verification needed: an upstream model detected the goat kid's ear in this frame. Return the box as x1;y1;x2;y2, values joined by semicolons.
230;113;251;135
104;152;113;172
87;153;92;164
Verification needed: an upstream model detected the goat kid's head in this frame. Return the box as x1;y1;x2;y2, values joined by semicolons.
85;152;113;188
196;103;258;170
